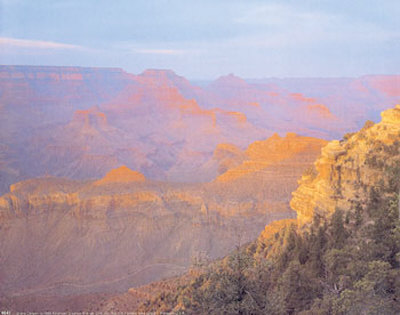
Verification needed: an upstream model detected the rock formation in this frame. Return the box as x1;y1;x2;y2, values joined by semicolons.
290;105;400;225
0;126;333;310
0;154;301;305
216;133;327;183
76;105;400;314
1;65;399;194
94;166;146;185
259;104;400;247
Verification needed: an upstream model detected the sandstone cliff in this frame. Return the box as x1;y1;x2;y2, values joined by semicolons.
260;105;400;244
290;105;400;225
94;166;146;185
216;132;327;183
0;159;299;302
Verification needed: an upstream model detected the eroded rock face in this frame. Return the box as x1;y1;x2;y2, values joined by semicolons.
1;66;399;195
290;105;400;225
216;133;327;183
94;166;146;185
0;128;328;305
0;160;300;300
256;105;400;263
89;106;400;314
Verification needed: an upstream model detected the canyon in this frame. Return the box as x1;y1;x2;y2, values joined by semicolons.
0;132;326;309
1;66;399;194
0;65;399;311
95;105;400;314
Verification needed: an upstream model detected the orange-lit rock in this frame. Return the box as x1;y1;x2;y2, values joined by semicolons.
290;92;317;103
214;110;247;124
306;104;335;119
2;125;321;303
0;167;293;302
217;133;327;182
211;143;246;175
291;105;400;226
213;143;244;161
1;65;399;196
255;104;400;268
94;166;145;185
72;106;108;129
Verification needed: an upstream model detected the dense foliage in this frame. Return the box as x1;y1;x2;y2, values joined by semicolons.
139;194;400;314
138;138;400;314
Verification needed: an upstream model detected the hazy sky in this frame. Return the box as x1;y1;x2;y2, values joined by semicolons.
0;0;399;79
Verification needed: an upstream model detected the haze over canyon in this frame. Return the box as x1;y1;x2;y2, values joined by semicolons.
0;65;399;312
0;65;399;193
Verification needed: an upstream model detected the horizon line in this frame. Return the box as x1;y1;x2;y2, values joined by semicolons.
0;64;399;81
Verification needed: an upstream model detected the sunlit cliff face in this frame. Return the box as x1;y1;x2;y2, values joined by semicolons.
258;105;400;257
0;66;399;195
216;133;328;182
290;105;400;226
0;64;398;311
94;166;146;185
0;126;332;301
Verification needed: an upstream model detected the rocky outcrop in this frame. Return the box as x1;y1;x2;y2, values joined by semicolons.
216;133;327;183
290;105;400;225
212;143;246;175
306;104;336;120
258;104;400;249
71;106;109;130
94;166;146;185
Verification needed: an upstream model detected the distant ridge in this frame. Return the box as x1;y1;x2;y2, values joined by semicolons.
94;166;146;185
